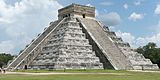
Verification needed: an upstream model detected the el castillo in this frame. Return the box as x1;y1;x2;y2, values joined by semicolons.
6;3;159;70
0;2;160;80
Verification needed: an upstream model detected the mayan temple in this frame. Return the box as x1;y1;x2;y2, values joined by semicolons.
7;4;159;70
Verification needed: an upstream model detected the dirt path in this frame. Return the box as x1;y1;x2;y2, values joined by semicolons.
2;70;160;75
128;70;160;73
4;72;127;75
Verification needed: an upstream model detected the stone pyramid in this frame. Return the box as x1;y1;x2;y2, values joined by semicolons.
30;17;103;69
7;3;159;70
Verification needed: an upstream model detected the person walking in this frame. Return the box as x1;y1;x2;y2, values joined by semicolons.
0;68;2;73
2;68;6;74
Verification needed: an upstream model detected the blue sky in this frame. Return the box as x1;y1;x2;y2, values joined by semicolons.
59;0;160;36
0;0;160;54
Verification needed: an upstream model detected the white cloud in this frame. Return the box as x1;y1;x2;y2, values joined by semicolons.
134;1;141;6
95;9;99;17
136;33;160;47
153;20;160;33
0;40;14;53
115;20;160;47
100;2;113;6
116;31;135;47
123;3;128;9
155;4;160;15
134;0;145;6
86;4;93;7
128;12;144;21
0;0;15;23
98;12;121;26
0;0;62;54
116;31;160;48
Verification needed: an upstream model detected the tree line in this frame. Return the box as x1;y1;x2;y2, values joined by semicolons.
0;53;13;68
136;42;160;67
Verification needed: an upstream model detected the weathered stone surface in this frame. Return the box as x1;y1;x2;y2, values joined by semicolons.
29;17;103;70
58;3;95;19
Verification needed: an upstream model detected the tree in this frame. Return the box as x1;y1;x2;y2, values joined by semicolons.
136;42;160;67
0;53;13;68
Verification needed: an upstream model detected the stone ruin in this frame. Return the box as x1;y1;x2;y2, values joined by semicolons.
7;3;159;70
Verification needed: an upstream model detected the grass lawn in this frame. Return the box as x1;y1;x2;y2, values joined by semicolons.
0;70;160;80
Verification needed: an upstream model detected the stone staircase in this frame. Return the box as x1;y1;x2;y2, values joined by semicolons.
118;46;158;69
7;18;64;70
77;18;133;70
98;20;159;70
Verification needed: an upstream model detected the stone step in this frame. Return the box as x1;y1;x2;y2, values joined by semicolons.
132;64;159;70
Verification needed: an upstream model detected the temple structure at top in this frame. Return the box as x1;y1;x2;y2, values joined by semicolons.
6;3;159;71
58;3;95;19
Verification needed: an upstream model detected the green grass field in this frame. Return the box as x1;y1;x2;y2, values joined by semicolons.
0;70;160;80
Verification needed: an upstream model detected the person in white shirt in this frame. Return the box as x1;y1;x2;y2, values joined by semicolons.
0;68;2;73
